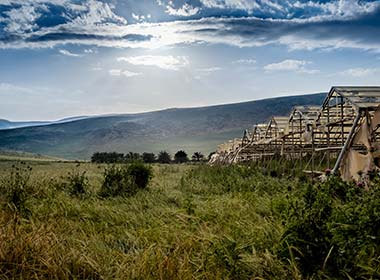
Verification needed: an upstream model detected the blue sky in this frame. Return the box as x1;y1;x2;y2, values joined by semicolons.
0;0;380;120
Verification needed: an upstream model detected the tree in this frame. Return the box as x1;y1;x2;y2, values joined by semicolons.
91;152;124;163
125;152;141;162
174;150;188;163
192;152;204;162
157;151;171;164
142;152;156;163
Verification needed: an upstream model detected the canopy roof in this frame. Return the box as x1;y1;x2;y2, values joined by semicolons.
289;105;320;122
322;86;380;109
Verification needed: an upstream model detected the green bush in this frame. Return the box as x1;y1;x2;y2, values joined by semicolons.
65;168;89;197
0;162;32;218
126;162;153;189
99;165;136;197
280;176;380;279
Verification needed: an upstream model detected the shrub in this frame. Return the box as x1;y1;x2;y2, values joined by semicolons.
0;162;32;218
279;176;380;279
157;151;171;164
126;162;153;189
142;152;156;163
174;150;188;163
65;168;89;197
99;165;137;197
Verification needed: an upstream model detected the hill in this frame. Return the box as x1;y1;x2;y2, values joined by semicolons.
0;93;325;159
0;116;89;130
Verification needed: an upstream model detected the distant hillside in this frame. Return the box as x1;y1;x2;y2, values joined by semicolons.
0;93;326;159
0;119;49;130
0;116;89;130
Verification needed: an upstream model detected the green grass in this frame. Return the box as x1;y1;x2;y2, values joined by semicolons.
0;159;379;279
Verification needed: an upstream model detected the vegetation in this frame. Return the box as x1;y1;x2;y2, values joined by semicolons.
174;150;188;163
157;150;171;163
63;165;89;197
192;151;204;162
0;158;379;279
91;151;142;164
142;152;156;163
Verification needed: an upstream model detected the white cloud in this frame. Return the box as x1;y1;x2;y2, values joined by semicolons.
193;67;222;79
340;67;378;77
200;0;260;13
200;0;380;19
109;69;142;78
3;4;40;33
1;1;380;53
197;67;222;72
0;82;35;95
69;0;127;26
84;49;96;53
132;13;148;22
59;49;82;57
232;59;256;65
264;59;319;74
117;55;189;70
166;3;200;17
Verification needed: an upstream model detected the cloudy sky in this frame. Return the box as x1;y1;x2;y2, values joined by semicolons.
0;0;379;120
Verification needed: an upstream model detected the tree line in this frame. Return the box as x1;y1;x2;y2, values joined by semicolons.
91;150;210;164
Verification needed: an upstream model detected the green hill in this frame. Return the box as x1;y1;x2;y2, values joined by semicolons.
0;93;325;159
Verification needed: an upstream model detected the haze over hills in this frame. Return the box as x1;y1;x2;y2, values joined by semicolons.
0;93;326;160
0;116;89;130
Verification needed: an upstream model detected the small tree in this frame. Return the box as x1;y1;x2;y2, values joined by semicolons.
125;152;141;162
192;152;204;162
157;151;171;164
174;150;188;163
142;152;156;163
126;162;153;189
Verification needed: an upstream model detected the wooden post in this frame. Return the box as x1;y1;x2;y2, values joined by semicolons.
332;111;362;175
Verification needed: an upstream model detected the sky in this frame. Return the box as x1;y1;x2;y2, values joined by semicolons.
0;0;380;121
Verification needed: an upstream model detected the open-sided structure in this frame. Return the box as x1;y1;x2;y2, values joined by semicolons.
211;86;380;182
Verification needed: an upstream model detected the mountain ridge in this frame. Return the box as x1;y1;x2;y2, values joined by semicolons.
0;92;326;159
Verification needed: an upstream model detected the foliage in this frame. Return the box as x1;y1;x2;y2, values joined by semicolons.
98;165;137;197
0;162;32;218
125;162;153;189
192;152;204;162
64;165;89;197
0;159;379;279
125;152;141;162
157;151;171;164
142;152;156;163
91;152;125;163
280;176;380;279
91;151;142;164
174;150;188;163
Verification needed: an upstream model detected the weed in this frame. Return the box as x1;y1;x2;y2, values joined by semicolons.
0;162;32;218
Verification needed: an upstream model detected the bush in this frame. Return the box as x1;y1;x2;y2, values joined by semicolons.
174;150;188;163
99;163;153;197
99;165;136;197
126;162;153;189
0;162;32;218
157;151;171;164
279;176;380;279
65;168;89;197
142;152;156;163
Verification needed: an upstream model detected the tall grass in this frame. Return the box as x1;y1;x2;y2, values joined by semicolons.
0;160;378;279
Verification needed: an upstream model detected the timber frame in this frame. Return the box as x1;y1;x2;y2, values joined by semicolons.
209;86;380;182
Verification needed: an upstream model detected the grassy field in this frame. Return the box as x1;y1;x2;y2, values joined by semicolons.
0;159;379;279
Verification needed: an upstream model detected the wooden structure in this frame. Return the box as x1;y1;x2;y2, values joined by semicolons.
210;86;380;182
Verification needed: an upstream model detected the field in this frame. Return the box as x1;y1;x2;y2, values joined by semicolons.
0;158;379;279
